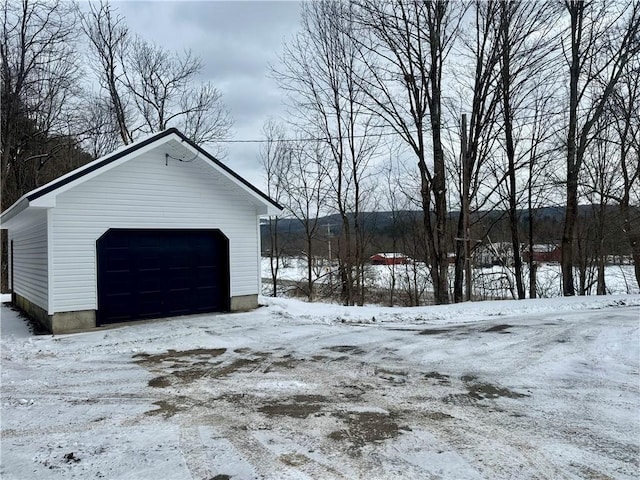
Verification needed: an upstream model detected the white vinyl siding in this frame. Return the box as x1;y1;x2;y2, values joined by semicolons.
9;210;48;311
51;150;261;313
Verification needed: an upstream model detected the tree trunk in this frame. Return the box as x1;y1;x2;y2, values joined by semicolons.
562;182;578;295
453;213;465;303
454;114;469;303
306;233;314;302
268;217;279;297
429;8;449;306
529;262;537;299
500;7;525;300
596;256;606;295
562;1;582;296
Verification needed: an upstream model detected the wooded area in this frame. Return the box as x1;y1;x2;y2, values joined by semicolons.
263;0;639;304
1;0;638;303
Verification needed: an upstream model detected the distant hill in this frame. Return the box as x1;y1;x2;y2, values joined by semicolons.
261;205;605;236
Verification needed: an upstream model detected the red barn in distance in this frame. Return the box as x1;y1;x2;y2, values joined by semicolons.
523;244;562;263
370;253;410;265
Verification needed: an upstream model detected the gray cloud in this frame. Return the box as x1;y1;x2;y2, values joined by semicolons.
115;1;301;190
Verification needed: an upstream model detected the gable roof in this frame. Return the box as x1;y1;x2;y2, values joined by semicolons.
1;128;282;225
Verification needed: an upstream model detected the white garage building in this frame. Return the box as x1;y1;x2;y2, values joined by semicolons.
1;128;281;333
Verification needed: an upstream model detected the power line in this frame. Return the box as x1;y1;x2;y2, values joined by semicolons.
216;130;406;144
216;112;560;144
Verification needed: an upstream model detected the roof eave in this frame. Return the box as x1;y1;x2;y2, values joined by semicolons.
1;128;283;224
0;197;29;228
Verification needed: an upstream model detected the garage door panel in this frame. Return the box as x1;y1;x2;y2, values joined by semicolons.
105;254;130;272
138;254;161;270
138;276;162;292
97;229;229;325
105;279;132;295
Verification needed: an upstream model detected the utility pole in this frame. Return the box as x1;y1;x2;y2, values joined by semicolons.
325;223;336;292
461;114;472;300
325;223;335;263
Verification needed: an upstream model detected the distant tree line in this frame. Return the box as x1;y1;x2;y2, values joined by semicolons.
263;205;637;301
1;0;232;290
262;0;640;304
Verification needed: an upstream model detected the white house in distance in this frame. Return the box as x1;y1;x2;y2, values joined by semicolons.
0;128;282;333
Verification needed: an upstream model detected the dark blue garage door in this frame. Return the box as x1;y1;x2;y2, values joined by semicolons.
97;229;230;325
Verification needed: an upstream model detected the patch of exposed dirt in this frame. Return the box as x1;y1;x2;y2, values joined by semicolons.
135;348;278;387
424;371;451;385
375;367;407;385
148;376;171;388
326;345;365;355
258;395;328;419
279;453;309;467
444;375;528;404
264;357;297;372
209;357;266;378
466;382;527;400
145;396;194;418
216;393;247;404
424;411;454;420
419;328;451;335
134;348;227;366
575;465;615;480
68;398;100;405
484;324;513;333
63;452;80;463
336;384;369;401
329;411;408;453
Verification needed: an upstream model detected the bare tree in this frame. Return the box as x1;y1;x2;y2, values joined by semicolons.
453;0;503;302
282;141;331;301
260;119;290;297
1;0;88;293
275;0;380;306
350;0;465;304
75;93;123;158
1;0;82;209
579;117;619;295
78;0;132;145
124;38;232;145
561;0;640;295
79;2;232;149
607;59;640;288
522;83;561;299
493;0;562;299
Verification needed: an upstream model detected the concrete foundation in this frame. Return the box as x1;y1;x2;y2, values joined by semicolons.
11;292;259;334
13;292;97;334
230;294;259;312
51;310;97;333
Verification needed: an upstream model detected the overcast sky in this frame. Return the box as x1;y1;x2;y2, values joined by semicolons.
114;1;302;190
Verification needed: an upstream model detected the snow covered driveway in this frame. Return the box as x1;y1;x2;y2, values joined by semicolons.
2;295;639;479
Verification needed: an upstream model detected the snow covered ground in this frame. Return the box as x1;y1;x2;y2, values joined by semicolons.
1;294;639;479
262;258;640;300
